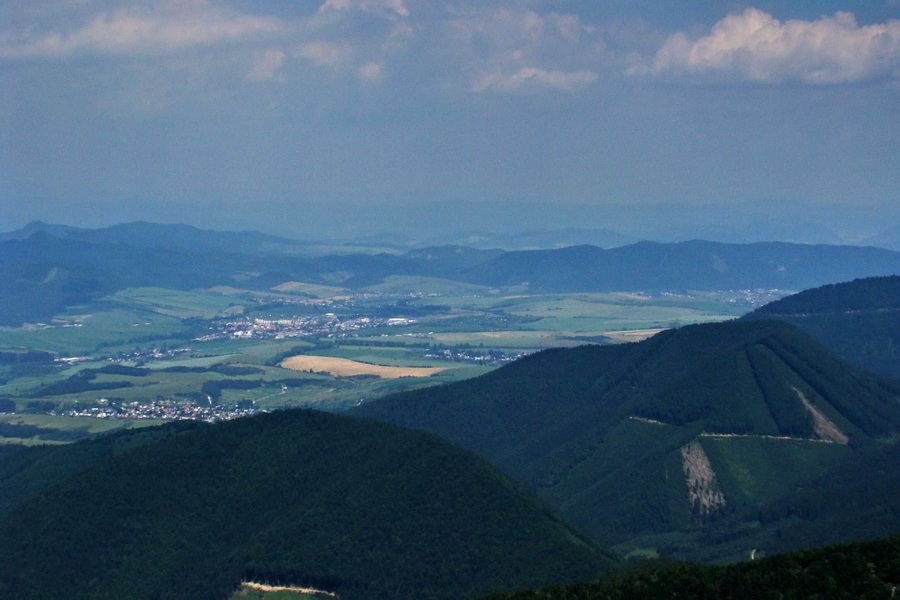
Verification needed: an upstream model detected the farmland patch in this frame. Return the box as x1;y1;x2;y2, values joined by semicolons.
280;355;445;378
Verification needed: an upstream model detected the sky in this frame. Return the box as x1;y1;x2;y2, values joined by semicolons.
1;0;899;242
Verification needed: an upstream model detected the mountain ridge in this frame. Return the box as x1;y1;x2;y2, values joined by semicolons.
4;225;900;327
744;275;900;378
354;318;900;557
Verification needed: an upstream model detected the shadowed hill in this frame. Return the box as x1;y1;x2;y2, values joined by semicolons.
480;533;900;600
0;409;617;600
744;275;900;378
459;241;900;292
355;319;900;557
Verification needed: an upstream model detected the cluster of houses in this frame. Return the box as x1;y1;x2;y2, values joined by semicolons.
193;315;416;342
423;347;525;365
50;398;259;423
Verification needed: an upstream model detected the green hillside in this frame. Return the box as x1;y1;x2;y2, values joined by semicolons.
681;439;900;563
0;409;617;600
745;275;900;378
481;533;900;600
355;319;900;557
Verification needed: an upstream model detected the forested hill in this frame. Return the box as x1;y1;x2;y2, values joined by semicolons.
457;240;900;292
749;275;900;316
355;319;900;559
0;409;617;600
744;275;900;378
481;533;900;600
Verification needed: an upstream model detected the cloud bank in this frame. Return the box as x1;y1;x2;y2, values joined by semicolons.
644;8;900;84
0;0;608;95
0;1;283;58
3;2;899;100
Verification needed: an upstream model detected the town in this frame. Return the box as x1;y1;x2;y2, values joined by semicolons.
50;397;260;423
193;314;417;342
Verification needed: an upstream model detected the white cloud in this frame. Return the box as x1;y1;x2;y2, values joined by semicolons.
0;0;283;58
443;8;605;93
447;8;595;50
358;61;383;82
319;0;409;18
293;41;353;68
1;1;614;97
643;8;900;84
470;67;598;93
247;48;285;81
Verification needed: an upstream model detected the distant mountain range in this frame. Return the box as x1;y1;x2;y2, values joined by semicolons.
0;409;616;600
458;241;900;292
0;220;310;255
356;318;900;561
425;227;636;250
3;221;900;326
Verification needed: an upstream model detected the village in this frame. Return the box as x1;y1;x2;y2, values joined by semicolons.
193;314;417;342
50;397;260;423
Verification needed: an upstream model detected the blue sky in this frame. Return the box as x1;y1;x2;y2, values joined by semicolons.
1;0;898;240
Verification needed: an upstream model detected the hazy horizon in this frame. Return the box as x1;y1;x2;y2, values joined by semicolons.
3;200;899;250
3;1;898;244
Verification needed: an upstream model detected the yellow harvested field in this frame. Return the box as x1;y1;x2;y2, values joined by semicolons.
280;355;445;378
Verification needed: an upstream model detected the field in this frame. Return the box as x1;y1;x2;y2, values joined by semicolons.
280;355;446;378
0;413;163;445
112;287;251;318
0;283;771;444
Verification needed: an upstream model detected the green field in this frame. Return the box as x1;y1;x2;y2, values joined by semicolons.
0;308;186;355
361;275;496;296
0;413;163;445
112;287;251;318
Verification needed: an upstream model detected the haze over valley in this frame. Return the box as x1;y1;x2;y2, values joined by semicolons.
2;0;900;598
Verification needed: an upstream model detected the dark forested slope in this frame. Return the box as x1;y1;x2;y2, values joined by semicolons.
744;275;900;378
355;320;900;557
0;409;617;600
481;533;900;600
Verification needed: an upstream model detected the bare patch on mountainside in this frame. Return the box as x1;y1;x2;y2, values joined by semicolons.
681;441;727;521
627;416;670;426
792;386;849;445
237;581;336;597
